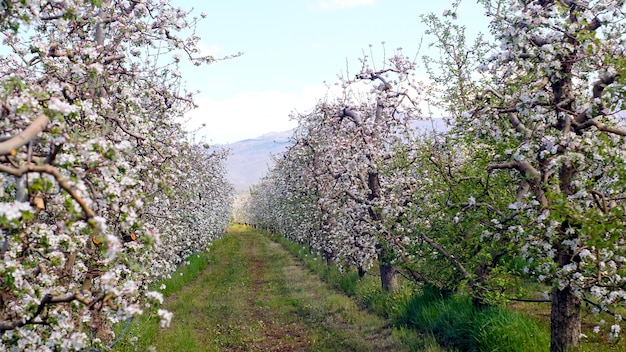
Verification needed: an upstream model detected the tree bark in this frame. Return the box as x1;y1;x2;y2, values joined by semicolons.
550;286;581;352
378;246;398;292
367;171;398;292
357;265;366;278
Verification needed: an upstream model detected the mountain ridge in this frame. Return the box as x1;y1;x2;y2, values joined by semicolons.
222;131;291;194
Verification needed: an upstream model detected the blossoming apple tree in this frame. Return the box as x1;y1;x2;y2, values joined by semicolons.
425;0;626;350
0;0;232;350
246;51;426;291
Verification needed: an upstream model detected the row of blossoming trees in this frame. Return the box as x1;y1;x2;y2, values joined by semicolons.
242;0;626;351
0;1;233;350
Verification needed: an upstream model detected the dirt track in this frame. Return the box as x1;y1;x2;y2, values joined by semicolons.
148;225;408;351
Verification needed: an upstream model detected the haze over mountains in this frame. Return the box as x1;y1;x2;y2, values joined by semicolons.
223;119;447;194
223;130;292;194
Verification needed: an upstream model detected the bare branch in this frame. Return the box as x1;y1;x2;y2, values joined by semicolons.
0;164;96;218
0;292;97;332
484;87;503;100
102;54;125;64
572;74;624;130
339;108;362;126
420;232;471;279
487;160;540;179
582;295;626;322
508;113;531;140
356;71;394;90
589;120;626;136
111;116;146;140
586;16;602;31
574;118;626;136
590;73;618;101
530;35;550;47
0;114;49;155
487;160;548;206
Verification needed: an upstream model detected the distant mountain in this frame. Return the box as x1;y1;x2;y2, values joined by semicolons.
412;118;449;133
223;130;292;194
223;118;448;194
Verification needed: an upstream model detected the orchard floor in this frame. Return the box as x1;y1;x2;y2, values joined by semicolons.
119;225;422;351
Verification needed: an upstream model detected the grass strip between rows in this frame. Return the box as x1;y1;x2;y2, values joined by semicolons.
264;228;551;352
113;225;443;351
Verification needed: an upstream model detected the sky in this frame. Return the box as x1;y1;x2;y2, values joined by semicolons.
173;0;489;145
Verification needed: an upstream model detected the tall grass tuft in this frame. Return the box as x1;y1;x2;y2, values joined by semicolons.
396;288;550;351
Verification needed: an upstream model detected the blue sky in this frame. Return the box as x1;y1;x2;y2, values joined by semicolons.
174;0;488;144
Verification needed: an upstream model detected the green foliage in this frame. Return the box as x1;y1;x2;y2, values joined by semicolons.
397;289;550;352
395;134;524;304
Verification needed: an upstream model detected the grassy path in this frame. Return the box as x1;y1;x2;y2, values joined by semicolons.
121;224;415;351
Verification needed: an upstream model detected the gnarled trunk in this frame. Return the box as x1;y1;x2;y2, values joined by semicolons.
550;286;581;352
379;261;397;292
366;171;397;291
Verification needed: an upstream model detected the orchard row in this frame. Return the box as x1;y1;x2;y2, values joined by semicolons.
240;1;626;351
0;1;232;350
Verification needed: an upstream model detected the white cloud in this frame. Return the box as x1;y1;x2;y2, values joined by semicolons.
309;0;375;11
182;85;331;144
181;72;439;145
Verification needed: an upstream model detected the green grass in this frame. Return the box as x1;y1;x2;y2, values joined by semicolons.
267;231;555;352
110;250;211;350
158;252;210;296
271;230;626;352
509;290;626;352
266;231;450;350
113;224;431;351
398;293;549;352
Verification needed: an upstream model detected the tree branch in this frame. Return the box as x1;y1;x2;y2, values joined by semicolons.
459;200;506;217
111;116;146;140
582;295;626;322
573;118;626;136
0;164;96;218
487;160;548;206
356;72;394;90
508;113;532;140
339;108;362;126
574;73;620;127
0;292;95;332
419;232;471;279
102;54;125;64
0;114;49;155
487;160;540;179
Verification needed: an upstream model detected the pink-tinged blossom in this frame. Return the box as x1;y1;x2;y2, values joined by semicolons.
146;291;164;304
157;309;173;328
48;97;77;115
